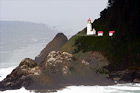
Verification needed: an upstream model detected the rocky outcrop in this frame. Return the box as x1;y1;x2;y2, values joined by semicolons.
0;58;41;91
40;51;75;78
40;51;113;85
110;69;140;83
0;51;114;91
35;33;68;64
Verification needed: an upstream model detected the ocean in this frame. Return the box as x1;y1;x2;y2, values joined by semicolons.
0;21;140;93
1;82;140;93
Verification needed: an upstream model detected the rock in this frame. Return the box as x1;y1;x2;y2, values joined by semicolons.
35;33;68;64
62;66;70;75
81;60;89;65
110;69;136;82
40;51;113;85
133;79;140;83
18;58;41;76
133;69;140;83
113;77;121;81
40;51;75;76
74;51;109;69
0;51;114;91
0;58;42;91
45;51;73;66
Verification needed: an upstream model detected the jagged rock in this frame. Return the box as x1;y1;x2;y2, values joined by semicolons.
0;58;42;91
45;51;73;66
35;33;68;64
40;51;76;76
18;58;41;75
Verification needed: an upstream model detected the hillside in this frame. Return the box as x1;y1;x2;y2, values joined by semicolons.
61;0;140;71
92;0;140;71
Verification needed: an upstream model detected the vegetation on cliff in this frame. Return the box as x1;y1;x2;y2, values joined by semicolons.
62;0;140;71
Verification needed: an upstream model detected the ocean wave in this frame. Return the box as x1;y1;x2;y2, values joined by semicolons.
2;87;34;93
1;84;140;93
0;66;15;81
57;84;140;93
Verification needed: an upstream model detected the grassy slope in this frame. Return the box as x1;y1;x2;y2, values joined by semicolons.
60;28;87;53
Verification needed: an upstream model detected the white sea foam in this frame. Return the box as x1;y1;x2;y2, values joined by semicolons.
0;66;15;81
57;84;140;93
2;87;34;93
1;83;140;93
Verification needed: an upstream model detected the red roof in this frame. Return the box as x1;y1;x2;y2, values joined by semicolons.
109;31;115;33
88;18;91;21
98;31;103;33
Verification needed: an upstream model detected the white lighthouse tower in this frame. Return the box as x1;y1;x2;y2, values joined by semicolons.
87;18;96;35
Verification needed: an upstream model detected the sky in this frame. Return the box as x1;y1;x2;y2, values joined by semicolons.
0;0;108;32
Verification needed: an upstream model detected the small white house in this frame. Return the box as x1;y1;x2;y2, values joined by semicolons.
87;18;96;35
109;31;115;36
98;31;103;36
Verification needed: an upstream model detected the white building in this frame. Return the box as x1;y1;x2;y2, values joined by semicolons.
87;18;96;35
98;31;103;36
109;31;115;36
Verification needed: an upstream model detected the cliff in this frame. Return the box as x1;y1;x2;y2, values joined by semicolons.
92;0;140;71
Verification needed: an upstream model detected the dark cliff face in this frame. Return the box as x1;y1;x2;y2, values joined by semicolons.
93;0;140;71
35;33;68;64
70;0;140;71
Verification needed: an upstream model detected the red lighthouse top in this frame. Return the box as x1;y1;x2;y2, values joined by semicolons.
109;31;115;33
98;31;103;33
88;18;91;21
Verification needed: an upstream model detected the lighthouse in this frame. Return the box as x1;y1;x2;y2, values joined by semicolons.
87;18;96;35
